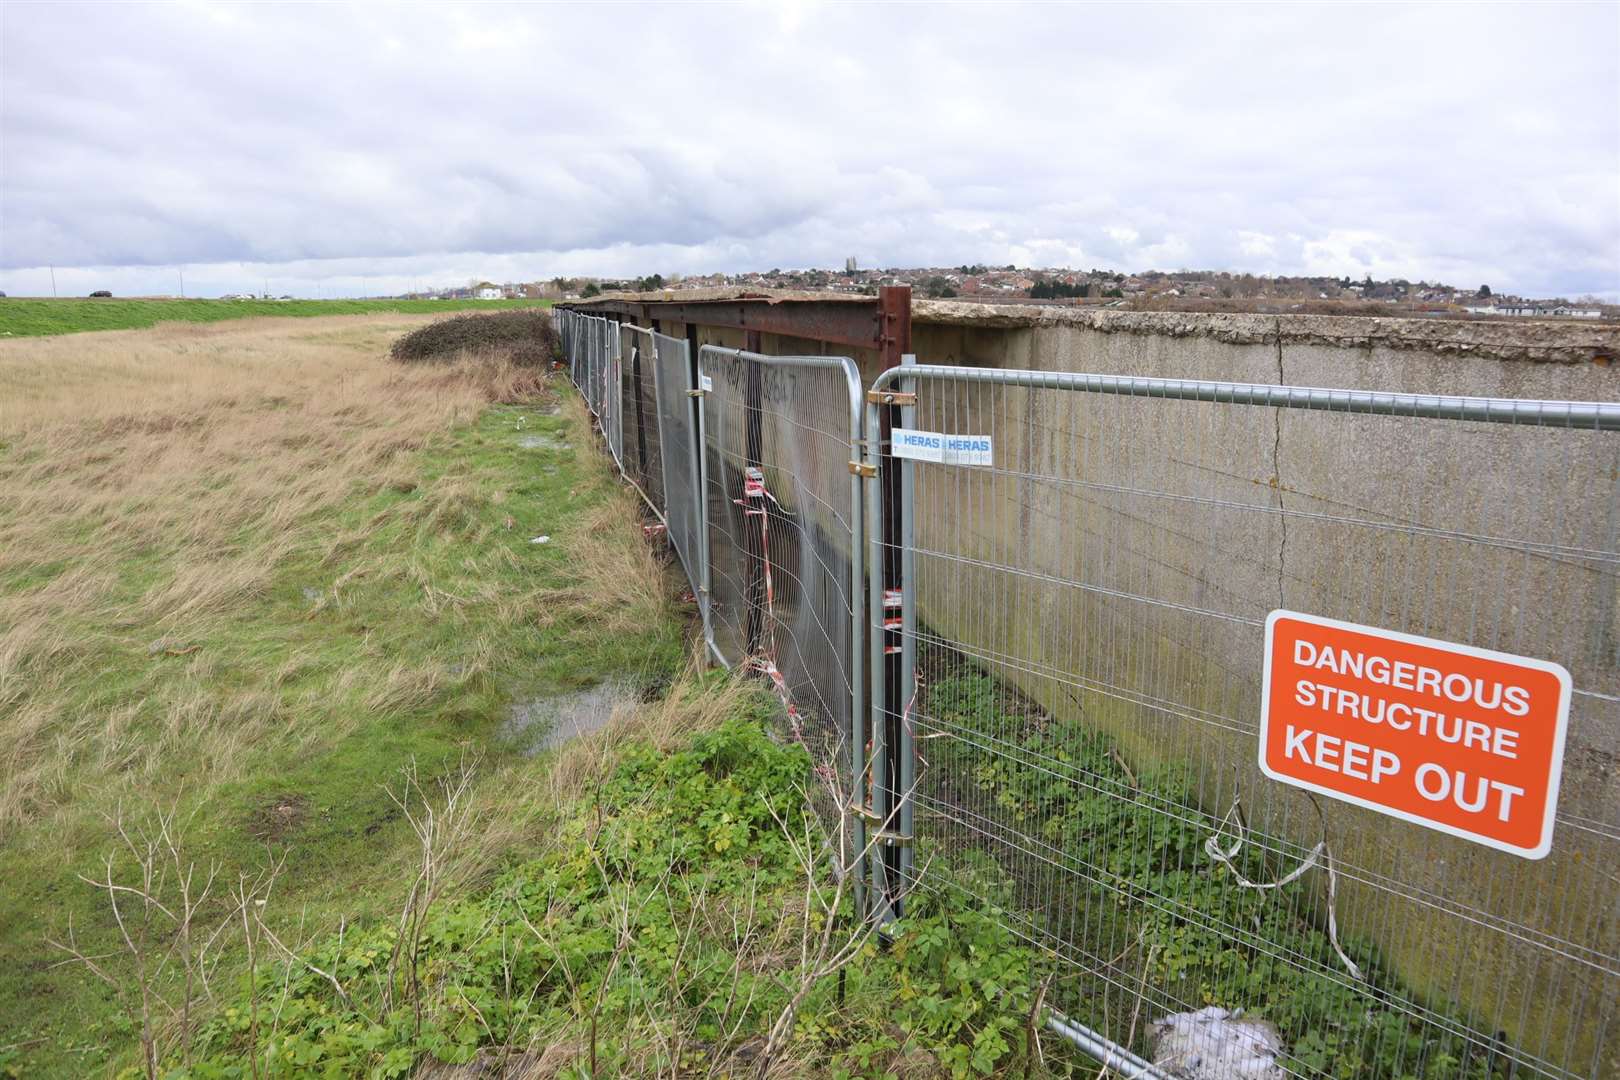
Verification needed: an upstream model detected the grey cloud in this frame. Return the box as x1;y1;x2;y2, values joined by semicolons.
2;1;1616;298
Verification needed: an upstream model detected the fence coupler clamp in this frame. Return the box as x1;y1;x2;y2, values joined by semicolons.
866;390;917;407
848;801;883;824
849;460;877;477
873;830;913;848
686;388;705;398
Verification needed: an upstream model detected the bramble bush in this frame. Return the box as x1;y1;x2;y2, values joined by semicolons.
166;718;1070;1079
390;310;560;367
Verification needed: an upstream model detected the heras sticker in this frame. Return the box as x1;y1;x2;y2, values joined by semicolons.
891;428;994;467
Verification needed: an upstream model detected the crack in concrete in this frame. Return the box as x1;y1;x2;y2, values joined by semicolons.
1273;317;1287;610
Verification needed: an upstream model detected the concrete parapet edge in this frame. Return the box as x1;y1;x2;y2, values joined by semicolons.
911;299;1620;365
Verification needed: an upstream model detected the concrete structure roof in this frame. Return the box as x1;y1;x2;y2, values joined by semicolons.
566;288;1620;365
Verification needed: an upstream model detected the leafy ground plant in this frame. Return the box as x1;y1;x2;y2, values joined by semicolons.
134;711;1089;1079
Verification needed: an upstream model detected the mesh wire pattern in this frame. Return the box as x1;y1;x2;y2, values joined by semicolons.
557;314;1620;1079
874;365;1620;1080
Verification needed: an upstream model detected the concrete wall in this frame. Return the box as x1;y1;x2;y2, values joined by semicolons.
594;299;1620;1072
899;305;1620;1074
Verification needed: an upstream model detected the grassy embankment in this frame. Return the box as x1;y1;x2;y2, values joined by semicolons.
0;298;550;338
0;315;1075;1079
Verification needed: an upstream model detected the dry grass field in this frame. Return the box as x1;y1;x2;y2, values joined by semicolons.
4;317;488;825
0;314;685;1074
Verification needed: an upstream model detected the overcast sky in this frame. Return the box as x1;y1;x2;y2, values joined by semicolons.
2;1;1616;299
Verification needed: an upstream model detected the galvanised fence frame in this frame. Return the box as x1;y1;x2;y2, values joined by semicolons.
694;344;868;874
649;326;710;643
557;307;1620;1080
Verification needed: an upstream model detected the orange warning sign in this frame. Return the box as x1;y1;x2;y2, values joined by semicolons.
1260;611;1570;859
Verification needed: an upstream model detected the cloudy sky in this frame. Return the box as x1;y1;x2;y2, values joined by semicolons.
2;1;1616;299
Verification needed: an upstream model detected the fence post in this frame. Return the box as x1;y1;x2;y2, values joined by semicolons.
632;336;649;483
685;326;715;667
896;349;917;897
871;285;912;922
742;330;766;660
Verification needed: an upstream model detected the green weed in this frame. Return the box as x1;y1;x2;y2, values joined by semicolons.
921;666;1510;1080
151;717;1083;1079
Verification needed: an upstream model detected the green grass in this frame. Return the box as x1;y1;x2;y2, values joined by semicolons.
0;394;683;1078
0;298;551;338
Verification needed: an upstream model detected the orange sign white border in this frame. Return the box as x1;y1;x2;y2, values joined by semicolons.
1259;609;1571;860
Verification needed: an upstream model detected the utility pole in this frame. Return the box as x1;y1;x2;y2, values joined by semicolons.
179;267;185;299
49;265;57;298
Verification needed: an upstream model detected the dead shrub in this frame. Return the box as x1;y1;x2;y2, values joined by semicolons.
390;310;559;367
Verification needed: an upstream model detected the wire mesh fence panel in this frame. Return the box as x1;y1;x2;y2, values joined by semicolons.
633;332;664;513
651;331;706;617
698;345;865;825
604;323;623;470
580;314;595;411
574;313;593;411
561;311;613;434
615;326;665;515
586;316;596;404
580;315;592;404
555;309;569;381
578;313;593;405
560;310;580;394
590;318;603;415
590;317;610;420
873;366;1620;1080
563;311;591;402
618;326;640;483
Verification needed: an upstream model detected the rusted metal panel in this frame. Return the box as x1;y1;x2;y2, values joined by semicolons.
875;285;912;908
876;286;912;368
569;296;887;351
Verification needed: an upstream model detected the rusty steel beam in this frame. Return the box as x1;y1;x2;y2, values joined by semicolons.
873;286;912;914
565;296;889;351
876;286;911;368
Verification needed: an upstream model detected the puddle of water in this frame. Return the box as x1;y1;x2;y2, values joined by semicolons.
518;433;570;451
503;679;638;755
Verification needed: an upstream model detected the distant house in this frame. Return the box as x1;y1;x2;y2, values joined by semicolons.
474;281;502;300
1464;300;1603;319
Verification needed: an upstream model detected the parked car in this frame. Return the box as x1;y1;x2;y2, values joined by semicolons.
89;290;112;298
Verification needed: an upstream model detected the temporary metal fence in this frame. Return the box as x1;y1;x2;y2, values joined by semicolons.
649;328;710;643
617;325;665;513
694;346;865;795
558;308;618;426
866;365;1620;1080
555;310;1620;1080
